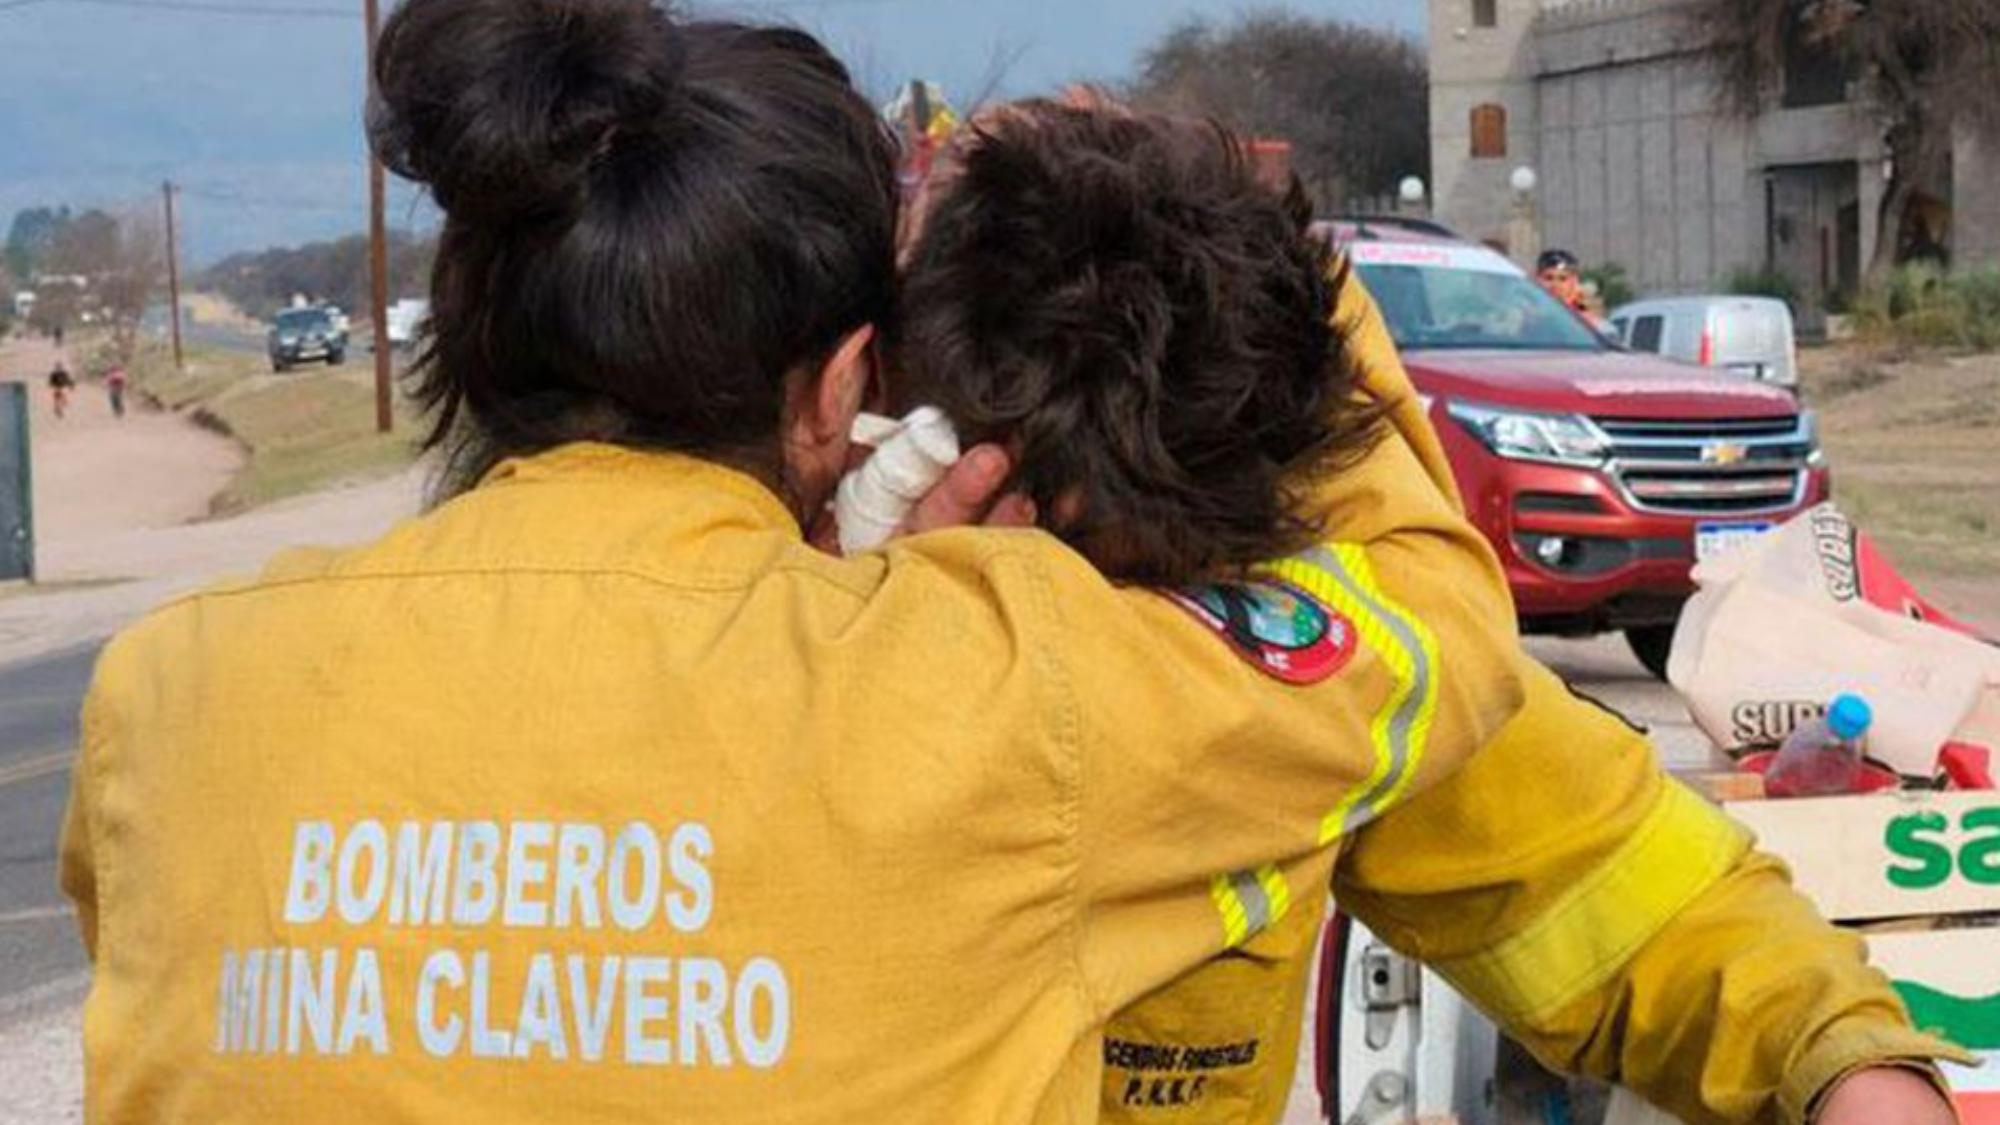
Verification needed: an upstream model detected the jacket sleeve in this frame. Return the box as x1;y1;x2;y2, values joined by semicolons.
1325;260;1966;1120
1326;252;1466;511
1011;419;1527;1020
1332;659;1969;1124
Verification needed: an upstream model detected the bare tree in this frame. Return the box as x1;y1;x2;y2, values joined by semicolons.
96;208;167;365
1686;0;2000;275
41;206;165;364
1127;10;1428;211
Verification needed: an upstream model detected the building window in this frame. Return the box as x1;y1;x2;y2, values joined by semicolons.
1780;7;1852;107
1781;44;1850;108
1472;0;1497;27
1470;104;1507;159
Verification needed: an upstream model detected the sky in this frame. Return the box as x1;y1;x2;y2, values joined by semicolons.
0;0;1423;266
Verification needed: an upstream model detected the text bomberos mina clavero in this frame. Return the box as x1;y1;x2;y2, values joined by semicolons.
213;819;792;1067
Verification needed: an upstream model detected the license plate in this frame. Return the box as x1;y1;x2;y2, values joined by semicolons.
1695;521;1772;563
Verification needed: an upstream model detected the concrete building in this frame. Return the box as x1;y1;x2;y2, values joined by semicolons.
1428;0;2000;324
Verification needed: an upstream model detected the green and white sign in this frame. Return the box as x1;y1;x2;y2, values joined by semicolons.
1727;793;2000;922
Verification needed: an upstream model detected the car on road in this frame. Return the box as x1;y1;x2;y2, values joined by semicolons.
267;307;347;372
1323;218;1830;677
1610;294;1798;390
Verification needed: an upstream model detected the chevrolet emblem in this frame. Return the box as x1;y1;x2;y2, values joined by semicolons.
1701;442;1750;466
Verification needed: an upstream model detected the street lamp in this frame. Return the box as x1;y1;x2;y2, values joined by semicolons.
1507;165;1541;268
1398;176;1427;212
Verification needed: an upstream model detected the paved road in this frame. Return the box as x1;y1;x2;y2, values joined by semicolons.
143;306;388;358
0;644;97;1018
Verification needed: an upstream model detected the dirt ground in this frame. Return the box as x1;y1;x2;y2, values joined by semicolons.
1800;343;2000;634
3;336;242;568
0;335;425;666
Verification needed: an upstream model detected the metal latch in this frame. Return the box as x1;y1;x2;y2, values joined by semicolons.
1359;942;1421;1049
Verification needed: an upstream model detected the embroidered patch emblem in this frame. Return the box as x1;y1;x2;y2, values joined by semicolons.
1166;580;1355;684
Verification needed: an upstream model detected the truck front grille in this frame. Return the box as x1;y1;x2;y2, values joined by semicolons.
1592;415;1812;515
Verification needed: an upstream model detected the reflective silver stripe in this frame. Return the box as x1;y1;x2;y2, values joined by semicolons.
1300;546;1435;834
1227;869;1272;938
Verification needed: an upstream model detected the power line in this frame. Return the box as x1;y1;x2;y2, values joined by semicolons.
704;0;921;10
0;0;355;16
178;184;359;214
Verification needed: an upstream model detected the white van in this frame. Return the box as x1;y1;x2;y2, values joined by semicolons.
385;298;432;350
1609;295;1798;390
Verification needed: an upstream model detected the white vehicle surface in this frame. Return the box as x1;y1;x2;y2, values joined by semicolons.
384;297;431;350
1609;296;1798;390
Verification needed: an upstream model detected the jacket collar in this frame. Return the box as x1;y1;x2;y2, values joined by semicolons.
481;442;802;535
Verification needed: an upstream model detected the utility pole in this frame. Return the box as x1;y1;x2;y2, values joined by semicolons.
162;180;185;372
364;0;392;434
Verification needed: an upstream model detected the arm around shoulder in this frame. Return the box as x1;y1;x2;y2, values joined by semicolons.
1334;660;1968;1124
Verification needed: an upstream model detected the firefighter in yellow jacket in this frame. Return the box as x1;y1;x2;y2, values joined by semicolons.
61;9;1954;1125
883;102;1962;1124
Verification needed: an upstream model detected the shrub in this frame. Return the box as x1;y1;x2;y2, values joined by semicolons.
1852;263;2000;350
1582;262;1634;310
1724;266;1800;313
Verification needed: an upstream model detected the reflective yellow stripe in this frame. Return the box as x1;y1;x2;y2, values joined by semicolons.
1254;864;1291;928
1209;874;1250;948
1431;781;1750;1026
1331;544;1441;816
1208;865;1291;950
1266;544;1440;844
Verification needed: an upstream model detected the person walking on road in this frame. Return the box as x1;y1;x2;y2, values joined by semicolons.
104;363;128;419
46;361;74;419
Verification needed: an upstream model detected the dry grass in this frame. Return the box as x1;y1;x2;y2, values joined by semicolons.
1801;345;2000;580
125;338;423;513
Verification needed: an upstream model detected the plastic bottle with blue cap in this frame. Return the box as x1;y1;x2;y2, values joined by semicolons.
1765;693;1874;797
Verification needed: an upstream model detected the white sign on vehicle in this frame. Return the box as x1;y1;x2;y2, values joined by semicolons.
1573;379;1793;402
1345;240;1521;277
1694;521;1773;563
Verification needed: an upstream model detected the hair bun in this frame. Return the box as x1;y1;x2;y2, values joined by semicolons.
369;0;684;227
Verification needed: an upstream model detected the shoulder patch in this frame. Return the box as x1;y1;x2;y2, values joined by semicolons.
1164;580;1356;685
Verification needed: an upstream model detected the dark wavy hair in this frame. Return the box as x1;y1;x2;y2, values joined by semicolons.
368;0;899;492
893;101;1382;585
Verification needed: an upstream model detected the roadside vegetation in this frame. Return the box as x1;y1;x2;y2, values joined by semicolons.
1849;263;2000;351
1802;344;2000;579
109;324;423;514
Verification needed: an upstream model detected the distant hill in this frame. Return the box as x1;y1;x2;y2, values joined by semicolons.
196;232;434;322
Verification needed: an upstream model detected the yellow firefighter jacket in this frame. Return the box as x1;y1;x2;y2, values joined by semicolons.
61;413;1526;1121
1096;273;1966;1125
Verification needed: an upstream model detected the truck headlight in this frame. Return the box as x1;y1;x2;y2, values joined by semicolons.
1446;402;1610;466
1802;408;1825;466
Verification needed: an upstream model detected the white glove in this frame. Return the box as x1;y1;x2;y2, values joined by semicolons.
834;406;962;554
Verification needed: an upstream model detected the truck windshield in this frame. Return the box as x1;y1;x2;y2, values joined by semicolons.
1356;263;1606;353
275;310;332;333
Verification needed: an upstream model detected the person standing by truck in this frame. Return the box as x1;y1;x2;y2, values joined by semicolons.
1536;247;1614;335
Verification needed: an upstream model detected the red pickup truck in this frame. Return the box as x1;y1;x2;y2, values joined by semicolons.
1326;219;1829;677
